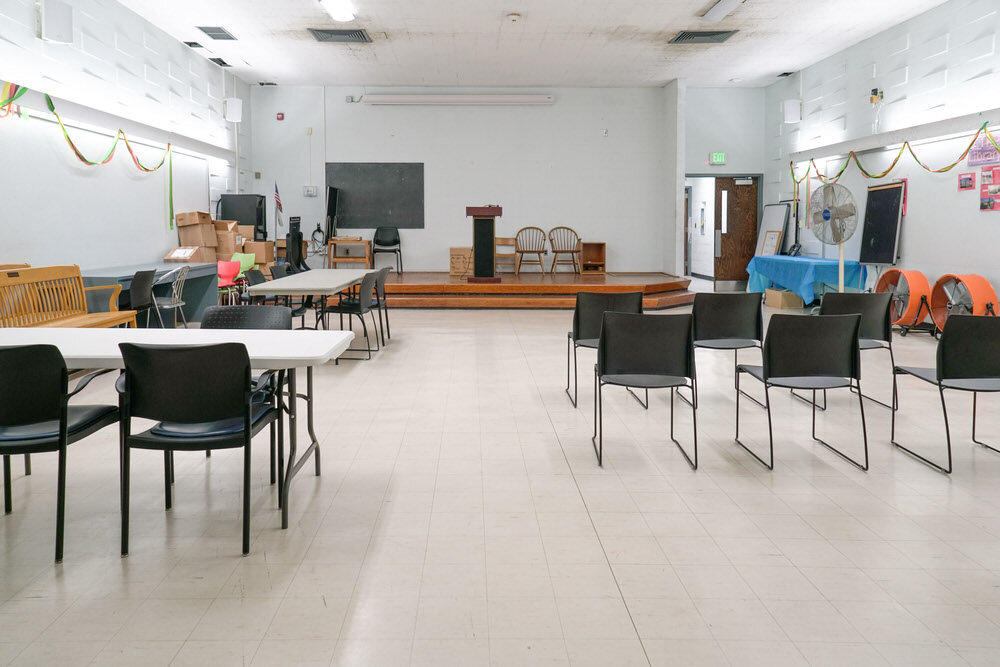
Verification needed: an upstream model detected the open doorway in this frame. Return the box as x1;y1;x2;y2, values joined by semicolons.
684;175;761;291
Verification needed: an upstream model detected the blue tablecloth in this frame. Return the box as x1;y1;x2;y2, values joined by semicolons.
746;255;866;304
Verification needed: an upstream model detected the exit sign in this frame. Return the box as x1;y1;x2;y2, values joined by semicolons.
709;152;727;165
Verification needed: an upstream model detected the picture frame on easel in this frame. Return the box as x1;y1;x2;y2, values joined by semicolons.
760;230;783;256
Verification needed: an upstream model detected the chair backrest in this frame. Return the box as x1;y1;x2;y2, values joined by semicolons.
0;345;67;427
119;343;250;423
373;226;400;247
231;252;256;276
217;261;241;284
495;237;516;255
763;314;861;381
244;269;266;287
129;270;157;310
269;263;291;280
692;292;764;343
373;266;391;299
515;227;546;252
573;291;644;341
937;314;1000;381
548;226;581;253
819;292;892;342
201;305;292;330
356;271;379;311
0;265;89;327
166;265;190;305
598;312;694;380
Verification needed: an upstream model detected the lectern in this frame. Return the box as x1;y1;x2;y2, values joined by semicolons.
466;205;503;283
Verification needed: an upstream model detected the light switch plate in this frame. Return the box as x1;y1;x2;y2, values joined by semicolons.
303;186;318;197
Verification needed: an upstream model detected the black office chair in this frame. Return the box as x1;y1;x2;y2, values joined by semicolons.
892;314;1000;474
818;292;895;410
339;267;392;346
126;269;163;328
373;226;402;273
592;312;697;469
238;269;269;305
566;291;644;407
117;343;279;556
270;264;316;329
692;292;764;408
735;314;868;471
319;271;379;359
0;345;117;562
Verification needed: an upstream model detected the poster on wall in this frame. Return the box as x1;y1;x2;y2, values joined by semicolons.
969;134;1000;167
959;172;976;191
981;166;1000;211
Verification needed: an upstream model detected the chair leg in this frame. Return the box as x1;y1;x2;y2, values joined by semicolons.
591;372;603;466
791;387;826;410
735;350;766;409
669;385;698;470
972;393;1000;453
377;304;386;347
242;442;251;556
170;451;175;483
809;386;869;471
369;311;381;352
360;314;372;360
734;372;775;470
121;445;130;556
153;304;165;328
269;421;277;485
55;446;67;562
515;253;522;275
384;302;391;340
850;345;897;410
163;451;172;510
178;307;189;329
626;387;649;409
397;250;402;274
891;375;953;474
24;454;30;475
565;336;578;408
3;455;11;514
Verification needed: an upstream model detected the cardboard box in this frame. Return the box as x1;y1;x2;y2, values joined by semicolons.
216;230;239;258
255;262;277;278
213;219;239;233
175;211;212;228
178;222;218;247
276;240;308;259
764;288;804;309
450;247;473;277
164;246;217;263
243;241;275;264
237;225;256;242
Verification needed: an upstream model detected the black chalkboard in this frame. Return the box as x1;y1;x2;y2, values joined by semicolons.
325;162;424;229
859;182;904;265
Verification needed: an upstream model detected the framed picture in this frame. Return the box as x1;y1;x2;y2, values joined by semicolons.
959;172;975;191
760;230;783;256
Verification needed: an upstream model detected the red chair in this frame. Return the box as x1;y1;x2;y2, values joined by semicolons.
217;261;241;305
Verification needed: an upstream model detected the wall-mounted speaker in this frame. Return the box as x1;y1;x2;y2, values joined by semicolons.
39;0;74;44
223;98;243;123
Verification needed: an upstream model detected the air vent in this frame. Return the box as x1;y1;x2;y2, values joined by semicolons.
184;41;203;48
777;71;795;77
668;30;737;44
308;28;373;43
258;82;278;86
197;26;237;40
209;57;231;67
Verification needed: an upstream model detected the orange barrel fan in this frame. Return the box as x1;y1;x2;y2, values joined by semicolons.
929;274;999;331
875;269;932;326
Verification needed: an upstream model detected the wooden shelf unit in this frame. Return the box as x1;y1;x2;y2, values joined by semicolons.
580;242;606;275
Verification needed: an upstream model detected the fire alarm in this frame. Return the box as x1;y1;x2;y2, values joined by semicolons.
276;112;284;121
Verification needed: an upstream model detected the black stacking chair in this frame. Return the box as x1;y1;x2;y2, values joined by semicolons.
692;292;764;408
566;291;644;407
238;269;269;305
892;315;1000;474
0;345;117;562
127;269;163;328
818;292;895;410
339;267;392;347
592;312;697;469
372;226;402;273
735;314;868;471
270;264;316;329
118;343;279;556
319;271;379;359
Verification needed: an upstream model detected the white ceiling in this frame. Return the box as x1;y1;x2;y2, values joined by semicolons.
117;0;951;88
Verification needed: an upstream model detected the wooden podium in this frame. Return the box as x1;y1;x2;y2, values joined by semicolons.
466;206;502;283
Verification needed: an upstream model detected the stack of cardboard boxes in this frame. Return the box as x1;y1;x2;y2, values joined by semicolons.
166;212;277;277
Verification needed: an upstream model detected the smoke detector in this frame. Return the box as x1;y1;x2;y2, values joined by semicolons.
506;12;522;23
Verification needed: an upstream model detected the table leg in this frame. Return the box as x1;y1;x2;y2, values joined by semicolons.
279;366;323;529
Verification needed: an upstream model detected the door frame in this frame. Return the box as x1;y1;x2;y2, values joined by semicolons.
687;172;763;288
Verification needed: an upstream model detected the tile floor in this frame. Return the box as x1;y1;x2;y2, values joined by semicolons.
2;304;1000;666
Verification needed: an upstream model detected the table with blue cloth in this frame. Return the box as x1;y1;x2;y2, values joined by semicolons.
746;255;866;304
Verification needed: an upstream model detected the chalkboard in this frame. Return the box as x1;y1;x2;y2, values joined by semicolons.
325;162;424;229
859;182;904;265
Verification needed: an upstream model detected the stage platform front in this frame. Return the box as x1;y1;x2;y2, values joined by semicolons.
382;272;694;309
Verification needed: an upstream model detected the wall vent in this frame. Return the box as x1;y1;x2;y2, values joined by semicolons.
308;28;373;43
197;26;237;40
209;57;231;67
258;82;278;86
668;30;737;44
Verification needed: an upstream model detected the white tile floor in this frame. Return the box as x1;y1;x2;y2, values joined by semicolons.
3;305;1000;666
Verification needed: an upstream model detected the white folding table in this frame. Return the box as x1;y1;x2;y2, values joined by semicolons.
0;327;353;529
247;269;370;332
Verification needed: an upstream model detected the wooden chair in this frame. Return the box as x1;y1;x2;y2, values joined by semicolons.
548;226;581;274
515;227;547;275
495;237;516;273
0;265;136;328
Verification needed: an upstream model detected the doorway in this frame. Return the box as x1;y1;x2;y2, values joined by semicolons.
684;174;761;291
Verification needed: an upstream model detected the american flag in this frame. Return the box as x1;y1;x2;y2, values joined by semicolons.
274;183;283;212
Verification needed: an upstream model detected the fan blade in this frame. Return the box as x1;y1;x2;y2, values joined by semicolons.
828;203;856;219
823;185;834;208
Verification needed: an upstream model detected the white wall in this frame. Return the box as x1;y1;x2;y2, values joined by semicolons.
686;88;766;175
664;80;684;276
764;0;1000;286
685;177;716;277
252;86;676;272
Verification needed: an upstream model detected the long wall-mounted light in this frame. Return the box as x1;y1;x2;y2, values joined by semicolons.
360;94;555;106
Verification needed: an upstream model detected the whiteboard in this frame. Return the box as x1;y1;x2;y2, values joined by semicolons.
755;203;790;256
0;115;209;270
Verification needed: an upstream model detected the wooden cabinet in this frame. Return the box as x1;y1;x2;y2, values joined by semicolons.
580;242;606;275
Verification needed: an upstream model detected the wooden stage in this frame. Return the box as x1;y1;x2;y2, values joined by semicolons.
382;272;694;309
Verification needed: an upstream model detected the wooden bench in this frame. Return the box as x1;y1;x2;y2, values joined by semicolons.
0;265;137;328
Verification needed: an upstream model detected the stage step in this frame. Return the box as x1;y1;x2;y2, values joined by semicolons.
385;291;694;310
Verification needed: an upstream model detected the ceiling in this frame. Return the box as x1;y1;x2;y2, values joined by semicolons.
117;0;951;88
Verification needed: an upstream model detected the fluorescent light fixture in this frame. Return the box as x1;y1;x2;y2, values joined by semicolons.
320;0;355;22
361;94;554;106
701;0;746;23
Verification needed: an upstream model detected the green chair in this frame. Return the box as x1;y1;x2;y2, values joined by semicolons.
231;252;256;281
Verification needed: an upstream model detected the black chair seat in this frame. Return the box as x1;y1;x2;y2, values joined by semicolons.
738;365;850;390
896;366;1000;392
694;338;759;350
572;336;598;349
860;338;887;351
601;373;689;389
130;404;277;450
0;405;118;444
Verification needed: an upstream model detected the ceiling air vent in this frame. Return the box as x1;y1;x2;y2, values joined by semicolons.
668;30;737;44
308;28;373;43
184;41;203;48
258;82;277;86
777;71;795;77
197;26;237;40
209;57;231;67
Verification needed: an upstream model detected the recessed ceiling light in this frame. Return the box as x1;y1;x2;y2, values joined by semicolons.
320;0;355;22
701;0;746;23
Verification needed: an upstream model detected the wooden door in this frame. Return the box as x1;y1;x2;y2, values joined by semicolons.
714;177;759;283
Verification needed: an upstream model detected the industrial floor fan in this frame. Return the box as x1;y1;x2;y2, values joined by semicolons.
808;183;858;292
875;268;934;336
929;274;999;331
